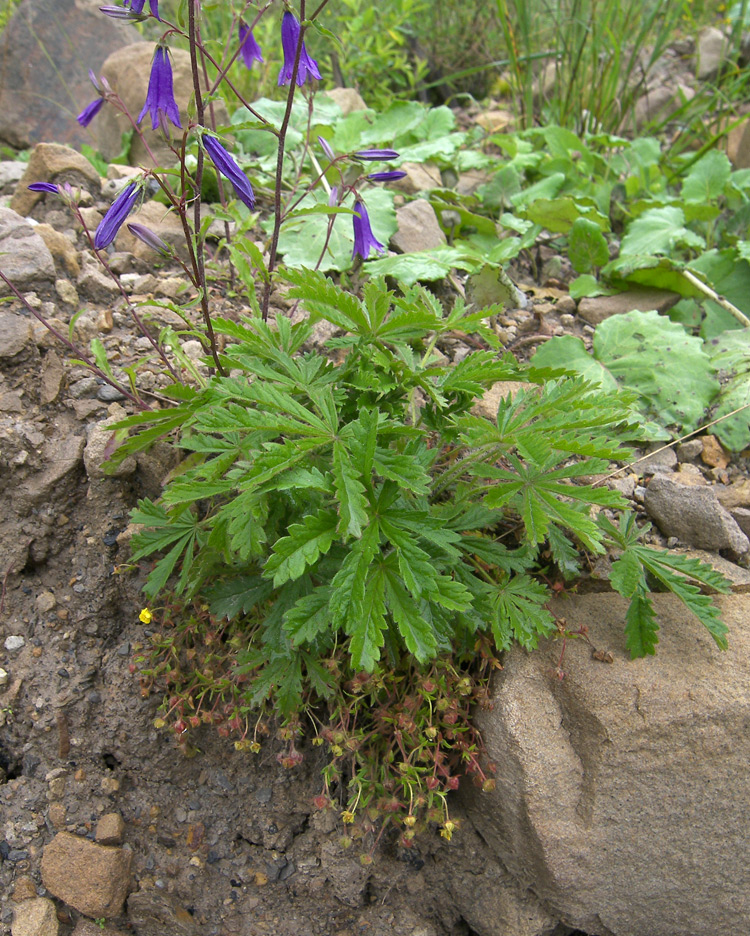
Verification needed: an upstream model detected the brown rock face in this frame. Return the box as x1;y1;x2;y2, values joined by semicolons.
0;0;138;150
40;831;132;918
465;593;750;936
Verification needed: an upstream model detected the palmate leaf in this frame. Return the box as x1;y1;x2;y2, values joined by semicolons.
624;590;659;658
490;574;556;651
206;575;273;620
332;441;369;537
283;587;333;645
383;566;437;663
636;548;729;650
348;566;387;671
371;448;431;495
129;500;208;597
608;528;730;656
380;516;438;596
264;510;338;586
283;267;370;332
329;521;380;628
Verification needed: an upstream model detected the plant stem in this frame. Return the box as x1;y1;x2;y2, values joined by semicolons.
682;267;750;327
262;0;308;322
188;0;225;374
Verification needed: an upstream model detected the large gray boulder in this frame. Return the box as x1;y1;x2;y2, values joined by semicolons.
463;592;750;936
0;0;138;150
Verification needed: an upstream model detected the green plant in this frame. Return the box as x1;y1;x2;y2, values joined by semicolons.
118;271;730;839
495;0;688;134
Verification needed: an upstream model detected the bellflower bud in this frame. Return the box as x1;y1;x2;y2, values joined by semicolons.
367;171;407;182
201;134;255;211
94;181;141;250
127;223;172;257
354;149;399;161
318;136;335;162
27;182;60;195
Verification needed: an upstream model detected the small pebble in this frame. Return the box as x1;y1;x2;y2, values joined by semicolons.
4;635;25;651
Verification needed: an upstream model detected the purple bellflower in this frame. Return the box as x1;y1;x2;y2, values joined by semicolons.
138;45;181;131
28;182;60;195
278;12;321;86
239;21;263;69
352;199;385;261
77;97;105;128
100;3;148;18
94;182;140;250
127;223;171;257
367;170;407;182
354;149;400;161
202;134;255;211
124;0;159;16
77;70;107;127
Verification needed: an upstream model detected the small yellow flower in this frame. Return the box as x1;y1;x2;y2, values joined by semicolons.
139;608;153;624
440;820;456;841
341;810;355;824
249;741;261;753
330;743;343;757
403;815;417;827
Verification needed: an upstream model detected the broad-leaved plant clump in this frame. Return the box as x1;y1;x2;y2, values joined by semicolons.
1;0;733;848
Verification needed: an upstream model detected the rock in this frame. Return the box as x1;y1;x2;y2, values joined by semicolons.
35;590;56;613
96;812;125;845
34;224;80;278
456;169;493;196
83;416;137;480
11;875;38;901
127;890;200;936
441;821;557;936
77;255;121;301
135;441;182;499
40;350;64;405
4;636;25;651
319;840;370;907
474;109;514;134
115;199;189;262
0;0;138;150
18;434;85;509
676;438;703;462
390;200;446;254
472;381;535;421
633;84;694;129
0;160;27;189
72;923;128;936
11;897;58;936
634;444;677;476
41;831;132;918
716;478;750;509
0;210;55;294
577;287;680;325
727;116;750;169
11;143;102;218
55;278;79;307
731;506;750;539
97;43;227;166
644;474;749;554
0;311;34;358
465;592;750;936
701;433;730;469
322;87;367;115
674;463;708;486
392;163;443;195
697;26;729;79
